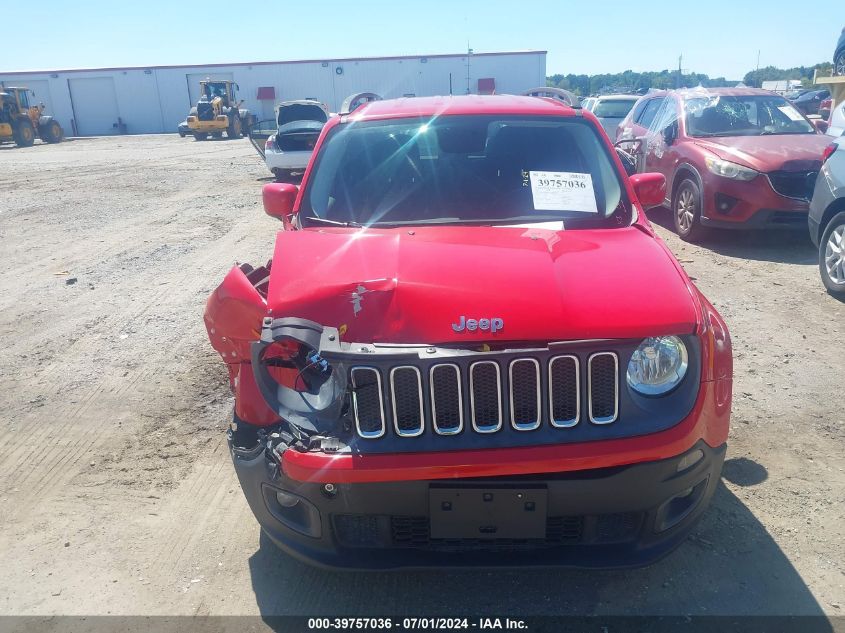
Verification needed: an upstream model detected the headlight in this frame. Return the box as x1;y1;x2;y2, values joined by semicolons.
704;156;758;181
627;336;688;396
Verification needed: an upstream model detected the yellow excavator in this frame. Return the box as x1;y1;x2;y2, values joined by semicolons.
0;86;64;147
186;79;254;141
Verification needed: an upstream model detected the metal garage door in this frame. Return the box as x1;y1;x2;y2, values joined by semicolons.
186;72;234;107
68;77;120;136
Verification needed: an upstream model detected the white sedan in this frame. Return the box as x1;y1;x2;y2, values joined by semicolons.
253;100;330;180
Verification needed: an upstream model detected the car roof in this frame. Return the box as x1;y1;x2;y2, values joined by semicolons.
596;94;639;100
348;94;577;120
640;87;791;100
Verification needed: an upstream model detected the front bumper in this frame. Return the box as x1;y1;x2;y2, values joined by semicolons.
699;173;810;229
230;433;726;570
187;117;228;131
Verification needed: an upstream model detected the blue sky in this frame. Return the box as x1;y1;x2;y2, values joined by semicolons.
5;0;840;79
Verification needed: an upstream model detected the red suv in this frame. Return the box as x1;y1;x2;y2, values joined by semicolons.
205;95;732;568
617;88;830;241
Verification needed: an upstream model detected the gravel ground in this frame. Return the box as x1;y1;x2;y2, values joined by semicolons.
0;135;842;620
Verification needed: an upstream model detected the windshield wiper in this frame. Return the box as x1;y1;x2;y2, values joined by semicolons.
302;216;363;227
368;215;576;226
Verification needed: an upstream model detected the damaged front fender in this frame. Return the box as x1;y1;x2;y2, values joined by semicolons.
251;317;348;438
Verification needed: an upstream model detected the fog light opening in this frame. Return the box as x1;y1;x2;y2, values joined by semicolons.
264;485;322;538
275;490;300;508
714;193;739;215
655;477;709;533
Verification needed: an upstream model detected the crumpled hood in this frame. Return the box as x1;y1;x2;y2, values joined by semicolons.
693;134;828;173
265;225;699;344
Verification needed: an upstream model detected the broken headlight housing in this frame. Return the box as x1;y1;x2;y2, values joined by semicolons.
626;336;688;396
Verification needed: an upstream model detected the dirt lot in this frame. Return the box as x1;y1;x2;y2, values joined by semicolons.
0;135;843;620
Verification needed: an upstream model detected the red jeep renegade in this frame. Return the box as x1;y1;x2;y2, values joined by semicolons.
204;95;733;569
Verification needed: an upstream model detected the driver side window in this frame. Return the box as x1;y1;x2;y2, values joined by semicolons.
650;98;678;135
638;98;664;130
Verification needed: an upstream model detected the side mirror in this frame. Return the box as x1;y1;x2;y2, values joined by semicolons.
662;121;678;145
629;172;666;210
812;119;829;134
262;182;298;221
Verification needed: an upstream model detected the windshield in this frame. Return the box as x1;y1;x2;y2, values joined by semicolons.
300;115;629;229
684;94;814;137
592;99;637;118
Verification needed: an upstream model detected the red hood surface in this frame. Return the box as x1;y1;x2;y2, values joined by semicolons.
265;225;699;344
692;134;828;172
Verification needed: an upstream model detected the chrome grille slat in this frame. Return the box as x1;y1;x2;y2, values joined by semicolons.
350;367;386;438
549;355;579;427
390;366;424;437
509;358;541;431
430;364;463;435
588;352;619;424
470;361;502;433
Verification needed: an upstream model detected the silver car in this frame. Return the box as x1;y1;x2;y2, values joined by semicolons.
809;136;845;296
590;95;639;139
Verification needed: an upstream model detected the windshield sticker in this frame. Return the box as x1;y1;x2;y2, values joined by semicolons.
529;171;598;213
777;105;805;122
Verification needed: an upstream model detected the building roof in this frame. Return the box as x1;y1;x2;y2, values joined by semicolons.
349;94;575;120
0;50;547;76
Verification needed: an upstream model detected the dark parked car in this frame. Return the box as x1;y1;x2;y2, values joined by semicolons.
835;26;845;75
616;88;830;241
809;138;845;296
793;89;831;115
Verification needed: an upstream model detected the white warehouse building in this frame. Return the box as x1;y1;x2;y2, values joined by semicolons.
0;50;546;137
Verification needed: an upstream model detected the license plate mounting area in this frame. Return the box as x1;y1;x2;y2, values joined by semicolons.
428;486;548;540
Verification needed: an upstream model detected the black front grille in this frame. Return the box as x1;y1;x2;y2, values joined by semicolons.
470;362;502;431
351;368;384;437
197;101;214;121
430;364;462;434
510;360;540;429
549;355;579;427
391;367;423;436
350;351;620;439
767;170;818;201
588;353;618;423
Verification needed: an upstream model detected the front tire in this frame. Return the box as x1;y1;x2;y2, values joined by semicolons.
227;114;241;139
39;120;63;143
673;178;707;242
193;132;208;141
819;211;845;297
13;119;35;147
